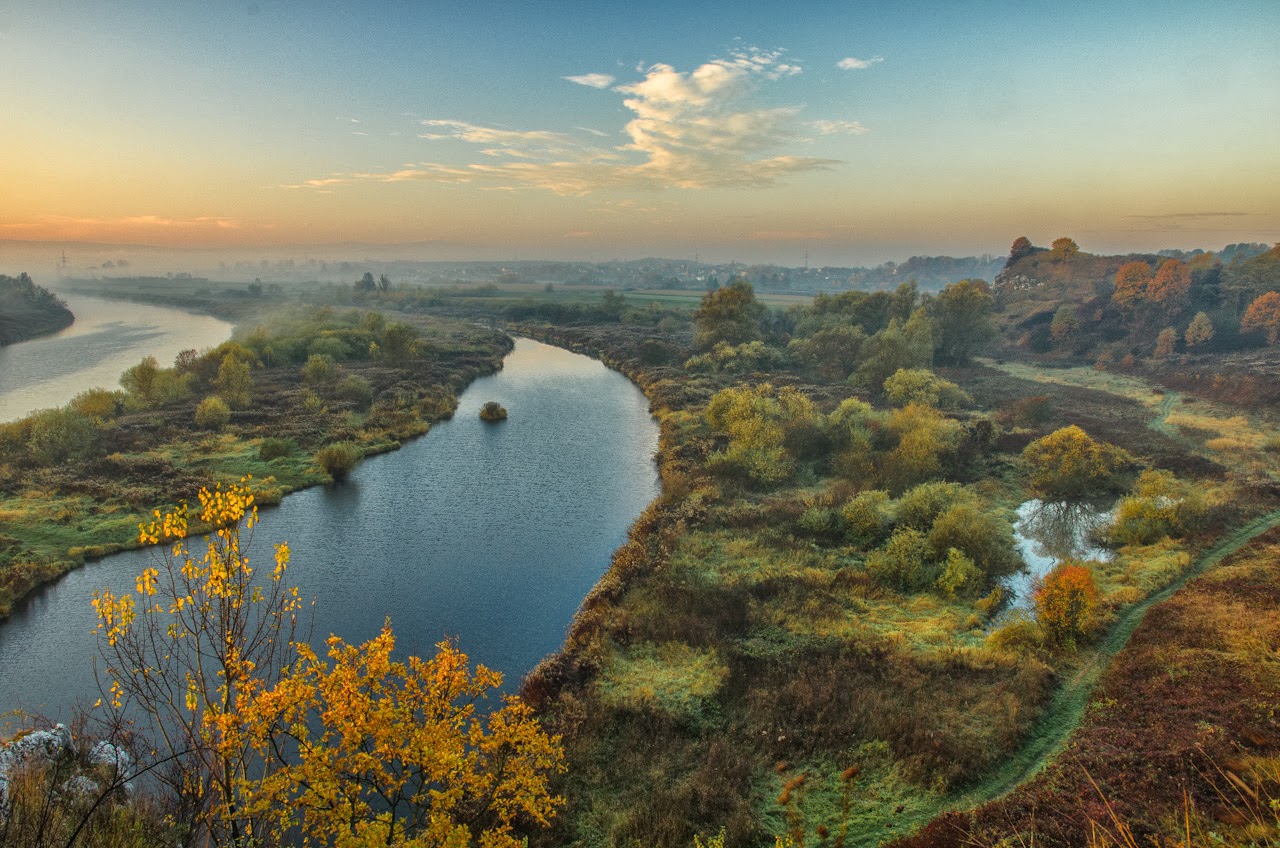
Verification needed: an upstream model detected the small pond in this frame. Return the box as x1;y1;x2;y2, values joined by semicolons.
1003;499;1115;610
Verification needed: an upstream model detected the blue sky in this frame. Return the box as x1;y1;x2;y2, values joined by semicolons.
3;0;1278;264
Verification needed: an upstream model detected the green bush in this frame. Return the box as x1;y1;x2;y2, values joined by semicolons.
27;408;96;464
301;353;339;387
895;481;972;531
927;503;1021;580
866;527;934;592
314;441;361;481
259;436;297;462
335;375;374;409
194;395;231;429
840;489;892;548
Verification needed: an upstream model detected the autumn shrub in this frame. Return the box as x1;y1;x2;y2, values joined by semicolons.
1035;561;1099;648
883;368;971;409
1105;469;1210;547
314;441;361;481
866;527;934;592
987;611;1043;654
234;625;565;848
1022;425;1134;498
69;387;123;423
880;403;963;493
936;547;983;598
926;503;1021;581
194;395;231;429
840;489;892;548
895;481;973;531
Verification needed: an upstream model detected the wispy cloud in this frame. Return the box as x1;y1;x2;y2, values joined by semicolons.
810;119;869;135
563;72;615;89
837;56;883;70
292;48;861;196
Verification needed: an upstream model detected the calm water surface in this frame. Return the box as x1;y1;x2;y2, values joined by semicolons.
0;337;660;720
0;291;232;422
1003;498;1114;610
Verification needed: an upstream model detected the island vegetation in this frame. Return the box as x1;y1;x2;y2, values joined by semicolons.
3;239;1280;847
480;401;509;421
0;273;74;345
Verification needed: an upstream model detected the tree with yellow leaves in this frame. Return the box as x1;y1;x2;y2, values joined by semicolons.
93;479;301;845
93;480;565;847
230;623;564;848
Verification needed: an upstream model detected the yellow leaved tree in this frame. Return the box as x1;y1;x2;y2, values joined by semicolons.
229;624;564;848
93;479;563;847
93;478;302;845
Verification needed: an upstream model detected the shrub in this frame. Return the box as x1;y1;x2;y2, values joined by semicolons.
1106;469;1209;546
1035;561;1099;648
69;387;123;422
866;527;934;592
936;547;983;598
883;368;971;409
335;374;374;409
213;354;252;408
314;442;361;481
194;395;231;429
258;437;297;462
27;407;96;464
987;611;1043;654
840;489;892;548
927;503;1021;580
895;481;972;531
301;353;339;387
1022;425;1134;498
479;401;508;421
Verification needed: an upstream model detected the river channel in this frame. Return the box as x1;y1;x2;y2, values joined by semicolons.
0;290;234;423
0;336;661;721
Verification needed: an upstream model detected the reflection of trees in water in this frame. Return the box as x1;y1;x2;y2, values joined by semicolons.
1017;500;1112;563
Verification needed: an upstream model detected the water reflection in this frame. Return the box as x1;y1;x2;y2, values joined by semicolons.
1003;499;1114;610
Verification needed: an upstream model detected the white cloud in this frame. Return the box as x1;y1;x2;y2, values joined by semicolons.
837;56;883;70
810;120;869;135
563;73;615;89
293;48;861;196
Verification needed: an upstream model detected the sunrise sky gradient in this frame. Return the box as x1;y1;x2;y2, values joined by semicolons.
3;0;1278;265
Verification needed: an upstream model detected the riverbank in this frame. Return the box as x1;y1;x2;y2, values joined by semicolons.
0;274;74;345
0;306;512;618
486;311;1279;847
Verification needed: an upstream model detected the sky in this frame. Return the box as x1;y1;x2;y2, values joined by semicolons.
2;0;1279;267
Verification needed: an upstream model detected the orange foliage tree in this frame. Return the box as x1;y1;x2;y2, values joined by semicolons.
1148;259;1191;305
1035;561;1099;647
1241;290;1280;344
228;623;564;848
1111;261;1152;307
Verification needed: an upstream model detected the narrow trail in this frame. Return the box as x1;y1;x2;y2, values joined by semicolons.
891;510;1280;843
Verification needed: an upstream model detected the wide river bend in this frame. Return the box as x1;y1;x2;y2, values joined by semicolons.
0;336;660;720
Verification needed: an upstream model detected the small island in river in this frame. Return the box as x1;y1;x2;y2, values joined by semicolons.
0;273;74;345
479;400;508;421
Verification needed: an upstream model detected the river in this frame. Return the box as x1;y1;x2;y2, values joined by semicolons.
0;336;661;722
0;290;233;422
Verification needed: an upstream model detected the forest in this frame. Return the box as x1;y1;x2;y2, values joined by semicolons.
2;236;1280;847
